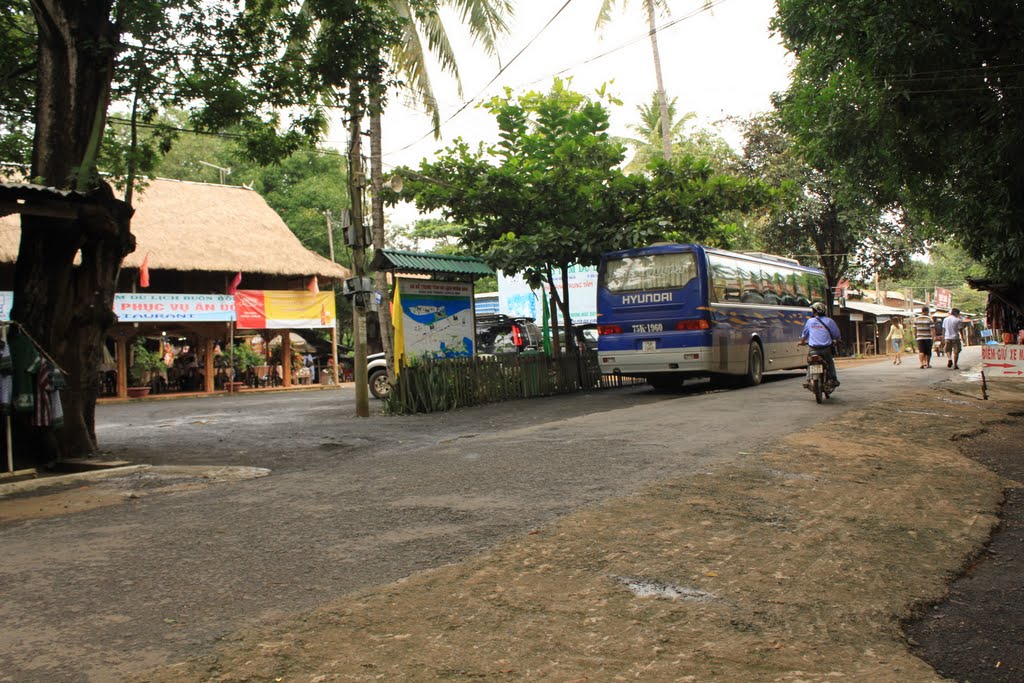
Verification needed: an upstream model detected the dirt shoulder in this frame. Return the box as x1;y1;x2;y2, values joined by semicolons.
133;379;1023;683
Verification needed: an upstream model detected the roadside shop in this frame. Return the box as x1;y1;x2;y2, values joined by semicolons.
1;177;349;399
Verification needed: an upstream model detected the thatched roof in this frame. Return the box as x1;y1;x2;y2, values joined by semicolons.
0;177;349;280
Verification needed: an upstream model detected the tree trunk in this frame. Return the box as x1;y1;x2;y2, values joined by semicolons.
645;0;672;161
559;266;577;360
10;0;132;467
369;92;396;381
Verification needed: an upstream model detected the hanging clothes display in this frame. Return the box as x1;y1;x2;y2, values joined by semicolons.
0;335;12;414
32;360;64;429
10;332;40;413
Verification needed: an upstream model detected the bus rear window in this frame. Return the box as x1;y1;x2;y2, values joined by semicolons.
603;252;698;293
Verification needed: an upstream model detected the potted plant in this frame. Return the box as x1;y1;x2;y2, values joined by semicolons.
227;341;262;391
128;338;164;398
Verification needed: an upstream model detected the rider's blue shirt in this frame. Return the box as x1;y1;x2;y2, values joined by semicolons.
802;315;841;347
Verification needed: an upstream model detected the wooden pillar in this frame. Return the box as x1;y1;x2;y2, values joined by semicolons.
115;336;128;398
281;330;292;386
203;337;214;393
331;323;339;384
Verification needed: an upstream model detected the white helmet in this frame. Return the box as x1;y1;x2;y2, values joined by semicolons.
811;302;827;315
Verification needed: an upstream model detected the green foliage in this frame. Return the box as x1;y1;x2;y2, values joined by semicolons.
128;338;165;386
391;79;767;324
0;0;33;170
387;217;498;290
616;91;739;175
1;0;404;177
103;108;351;263
887;242;988;313
230;342;264;374
738;112;924;292
773;0;1024;285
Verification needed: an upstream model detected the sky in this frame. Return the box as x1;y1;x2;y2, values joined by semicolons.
346;0;793;226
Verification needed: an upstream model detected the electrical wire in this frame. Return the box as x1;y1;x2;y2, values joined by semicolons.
384;0;579;157
384;0;728;158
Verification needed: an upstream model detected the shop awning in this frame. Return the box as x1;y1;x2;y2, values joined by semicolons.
840;300;910;317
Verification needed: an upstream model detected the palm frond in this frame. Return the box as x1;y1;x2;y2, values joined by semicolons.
446;0;513;55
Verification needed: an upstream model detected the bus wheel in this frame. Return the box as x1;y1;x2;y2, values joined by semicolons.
743;343;764;386
648;375;684;391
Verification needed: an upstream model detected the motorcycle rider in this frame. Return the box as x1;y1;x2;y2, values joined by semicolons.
799;302;842;387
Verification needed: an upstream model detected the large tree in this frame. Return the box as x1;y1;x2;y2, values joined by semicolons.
367;0;512;384
739;112;922;304
1;0;399;465
773;0;1024;297
393;79;767;351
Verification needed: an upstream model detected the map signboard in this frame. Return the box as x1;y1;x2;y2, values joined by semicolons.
393;278;474;360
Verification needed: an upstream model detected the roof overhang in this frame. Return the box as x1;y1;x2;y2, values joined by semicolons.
370;249;494;281
841;300;910;317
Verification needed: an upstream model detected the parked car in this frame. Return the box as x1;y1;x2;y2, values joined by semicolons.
367;352;390;400
475;314;543;355
574;323;598;352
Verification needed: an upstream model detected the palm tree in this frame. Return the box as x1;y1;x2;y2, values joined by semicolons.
595;0;711;162
369;0;512;376
615;91;695;173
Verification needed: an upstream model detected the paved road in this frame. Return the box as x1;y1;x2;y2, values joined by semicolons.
0;349;976;682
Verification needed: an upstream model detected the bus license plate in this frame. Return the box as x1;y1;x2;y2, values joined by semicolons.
642;341;657;352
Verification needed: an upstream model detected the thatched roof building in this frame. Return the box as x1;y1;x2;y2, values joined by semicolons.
0;177;349;288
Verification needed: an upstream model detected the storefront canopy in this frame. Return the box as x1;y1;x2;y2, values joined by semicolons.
841;300;910;317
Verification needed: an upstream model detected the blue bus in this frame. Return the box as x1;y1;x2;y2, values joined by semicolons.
596;243;829;389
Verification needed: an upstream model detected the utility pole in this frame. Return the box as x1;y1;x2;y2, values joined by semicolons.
325;210;335;263
347;100;370;418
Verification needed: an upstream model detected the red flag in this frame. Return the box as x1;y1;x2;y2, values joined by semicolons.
307;276;319;293
139;252;151;288
227;272;242;295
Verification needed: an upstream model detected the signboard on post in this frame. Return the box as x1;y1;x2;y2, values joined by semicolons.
393;278;474;362
981;345;1024;378
934;287;953;310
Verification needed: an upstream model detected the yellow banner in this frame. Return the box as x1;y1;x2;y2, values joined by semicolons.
236;290;336;329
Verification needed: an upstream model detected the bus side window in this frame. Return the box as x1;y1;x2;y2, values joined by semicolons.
741;267;765;303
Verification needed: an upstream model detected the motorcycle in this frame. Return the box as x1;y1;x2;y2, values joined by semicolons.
800;342;837;404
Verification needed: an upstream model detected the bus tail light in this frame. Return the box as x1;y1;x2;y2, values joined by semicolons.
598;324;622;335
675;319;710;331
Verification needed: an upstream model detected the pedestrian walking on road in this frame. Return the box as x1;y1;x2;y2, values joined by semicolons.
914;306;934;368
886;318;906;365
943;308;963;369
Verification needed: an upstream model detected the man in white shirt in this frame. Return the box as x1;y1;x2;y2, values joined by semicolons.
942;308;963;369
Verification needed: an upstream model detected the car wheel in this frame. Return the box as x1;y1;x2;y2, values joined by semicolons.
369;368;391;400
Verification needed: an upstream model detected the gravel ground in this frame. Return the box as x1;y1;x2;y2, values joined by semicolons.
0;348;1020;682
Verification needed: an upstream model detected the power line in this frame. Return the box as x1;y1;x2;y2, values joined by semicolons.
383;0;727;159
384;0;578;157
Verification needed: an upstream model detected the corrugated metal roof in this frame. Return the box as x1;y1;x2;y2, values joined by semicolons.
371;249;493;280
842;300;910;316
